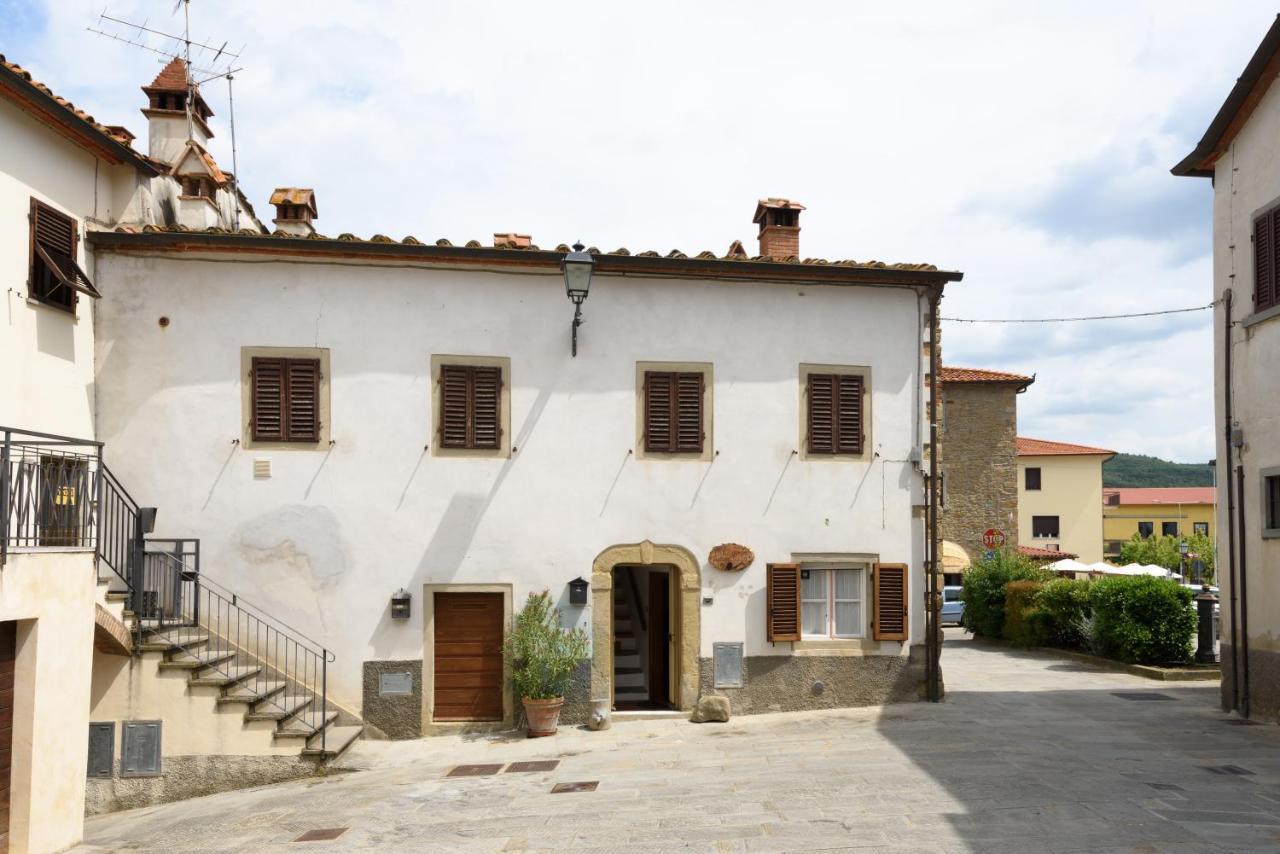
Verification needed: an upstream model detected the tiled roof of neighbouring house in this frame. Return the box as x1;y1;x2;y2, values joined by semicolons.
939;366;1035;385
1103;487;1216;506
1016;437;1115;457
1017;545;1079;560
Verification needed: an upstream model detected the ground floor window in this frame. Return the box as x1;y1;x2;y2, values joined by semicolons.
1138;521;1153;538
800;565;865;638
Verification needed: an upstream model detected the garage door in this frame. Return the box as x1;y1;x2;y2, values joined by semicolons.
433;593;503;721
0;621;16;853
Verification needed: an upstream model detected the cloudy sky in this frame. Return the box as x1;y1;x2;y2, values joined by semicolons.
5;1;1272;462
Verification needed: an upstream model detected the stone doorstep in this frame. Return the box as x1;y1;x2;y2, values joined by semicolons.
967;636;1221;682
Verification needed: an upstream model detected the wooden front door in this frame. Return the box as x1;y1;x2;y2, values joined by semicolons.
648;572;670;707
0;622;16;852
433;593;504;721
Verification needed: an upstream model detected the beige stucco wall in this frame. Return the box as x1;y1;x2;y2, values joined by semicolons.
1017;454;1107;563
0;551;97;854
1103;503;1216;557
939;383;1020;560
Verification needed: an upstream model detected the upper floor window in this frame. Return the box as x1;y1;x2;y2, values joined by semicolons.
1263;469;1280;538
1032;515;1059;539
1138;521;1154;538
1025;467;1042;490
800;364;870;460
250;357;321;443
432;356;511;458
636;362;712;460
1254;208;1279;314
1162;521;1178;537
28;199;100;313
1193;521;1209;536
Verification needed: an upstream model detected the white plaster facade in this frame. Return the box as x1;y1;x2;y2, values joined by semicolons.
89;246;944;715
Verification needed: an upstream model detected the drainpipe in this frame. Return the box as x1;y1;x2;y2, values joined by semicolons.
1236;463;1250;717
927;287;942;702
1222;290;1239;711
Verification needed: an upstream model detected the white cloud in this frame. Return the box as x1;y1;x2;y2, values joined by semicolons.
8;0;1271;461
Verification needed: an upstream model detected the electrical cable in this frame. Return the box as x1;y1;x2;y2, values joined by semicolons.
942;303;1214;324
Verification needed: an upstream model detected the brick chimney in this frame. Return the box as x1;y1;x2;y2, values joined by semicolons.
270;188;317;236
753;198;805;258
141;57;214;164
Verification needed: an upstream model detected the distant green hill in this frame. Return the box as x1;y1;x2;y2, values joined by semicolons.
1103;453;1215;488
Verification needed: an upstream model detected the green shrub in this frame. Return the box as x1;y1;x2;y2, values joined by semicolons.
1118;532;1215;582
1088;576;1195;664
1002;580;1048;647
1034;578;1092;649
961;549;1053;638
503;591;590;700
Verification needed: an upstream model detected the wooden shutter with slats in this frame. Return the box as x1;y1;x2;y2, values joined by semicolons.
439;364;503;450
872;563;908;641
251;356;321;443
29;198;100;307
807;372;864;455
766;563;801;642
644;370;704;454
1256;210;1278;314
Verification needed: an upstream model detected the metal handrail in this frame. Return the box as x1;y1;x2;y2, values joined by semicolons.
0;425;103;447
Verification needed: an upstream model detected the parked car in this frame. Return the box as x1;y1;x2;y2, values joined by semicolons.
941;585;965;626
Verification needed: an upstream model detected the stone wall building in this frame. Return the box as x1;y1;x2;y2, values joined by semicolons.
937;367;1034;583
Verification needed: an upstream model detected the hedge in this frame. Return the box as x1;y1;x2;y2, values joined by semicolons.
1088;575;1195;665
960;549;1053;638
1002;580;1047;647
1033;577;1092;650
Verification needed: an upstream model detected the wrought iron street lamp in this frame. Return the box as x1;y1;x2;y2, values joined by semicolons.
562;242;594;357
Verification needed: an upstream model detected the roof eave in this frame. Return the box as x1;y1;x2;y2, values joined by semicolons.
86;230;964;287
0;63;157;175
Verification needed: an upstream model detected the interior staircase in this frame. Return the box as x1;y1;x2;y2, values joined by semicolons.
613;577;647;705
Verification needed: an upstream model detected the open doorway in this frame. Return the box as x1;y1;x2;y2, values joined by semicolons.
612;565;673;710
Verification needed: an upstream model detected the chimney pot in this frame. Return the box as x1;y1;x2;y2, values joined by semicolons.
270;188;317;236
752;197;805;258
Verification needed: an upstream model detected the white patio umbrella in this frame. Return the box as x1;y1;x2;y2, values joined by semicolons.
1049;558;1089;573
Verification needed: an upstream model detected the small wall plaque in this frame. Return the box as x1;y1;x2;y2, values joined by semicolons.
713;642;744;689
709;543;754;572
379;672;413;696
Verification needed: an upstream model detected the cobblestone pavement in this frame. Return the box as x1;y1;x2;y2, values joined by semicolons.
76;630;1280;853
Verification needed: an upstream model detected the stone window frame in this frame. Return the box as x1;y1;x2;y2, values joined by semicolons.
421;583;514;735
789;552;897;656
240;346;331;451
430;354;512;459
634;361;714;462
1261;466;1280;539
798;363;872;462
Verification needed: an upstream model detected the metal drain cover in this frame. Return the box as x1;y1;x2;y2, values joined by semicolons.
1112;692;1176;701
507;760;560;773
551;781;599;793
1203;765;1256;776
446;764;504;777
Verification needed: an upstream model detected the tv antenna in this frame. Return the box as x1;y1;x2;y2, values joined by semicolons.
88;1;248;227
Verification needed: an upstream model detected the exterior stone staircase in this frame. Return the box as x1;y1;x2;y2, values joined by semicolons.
613;579;647;704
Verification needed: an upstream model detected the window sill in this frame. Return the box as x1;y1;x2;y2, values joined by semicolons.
1241;302;1280;329
1262;528;1280;540
793;638;896;657
25;295;78;319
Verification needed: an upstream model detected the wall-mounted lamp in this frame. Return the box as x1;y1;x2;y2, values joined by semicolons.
390;588;412;619
561;242;594;357
568;576;590;606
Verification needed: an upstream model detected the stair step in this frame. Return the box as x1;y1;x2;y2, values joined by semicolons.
247;693;312;721
218;680;287;705
616;631;635;639
615;685;646;696
276;711;338;739
138;634;209;653
158;650;235;671
105;591;131;602
190;665;262;687
615;666;642;675
302;724;363;759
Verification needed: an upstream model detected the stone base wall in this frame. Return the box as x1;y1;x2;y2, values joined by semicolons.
362;660;423;740
513;660;592;729
696;653;926;716
85;754;322;816
1220;643;1280;723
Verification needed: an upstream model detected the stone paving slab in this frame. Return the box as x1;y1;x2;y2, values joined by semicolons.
73;629;1280;853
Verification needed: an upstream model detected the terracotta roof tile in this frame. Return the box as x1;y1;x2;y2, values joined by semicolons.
940;366;1035;384
148;57;190;92
269;188;315;207
1102;487;1216;506
1017;545;1079;560
1017;437;1116;457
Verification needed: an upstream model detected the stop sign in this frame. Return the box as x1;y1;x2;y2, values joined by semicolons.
982;529;1006;549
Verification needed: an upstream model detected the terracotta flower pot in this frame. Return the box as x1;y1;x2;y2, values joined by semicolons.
523;696;565;738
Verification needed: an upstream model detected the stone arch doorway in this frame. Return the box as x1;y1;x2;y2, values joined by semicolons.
591;541;701;711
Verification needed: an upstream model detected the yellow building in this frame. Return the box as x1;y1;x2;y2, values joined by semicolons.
1102;487;1216;560
1016;437;1115;564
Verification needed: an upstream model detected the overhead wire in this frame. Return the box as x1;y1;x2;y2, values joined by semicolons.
941;302;1214;324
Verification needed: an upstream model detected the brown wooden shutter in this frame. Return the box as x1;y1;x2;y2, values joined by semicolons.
439;365;471;448
766;563;801;642
30;199;100;301
643;371;674;453
872;563;908;641
835;374;864;454
1256;211;1278;313
471;366;502;449
807;373;835;453
285;359;321;441
251;357;285;441
674;372;704;453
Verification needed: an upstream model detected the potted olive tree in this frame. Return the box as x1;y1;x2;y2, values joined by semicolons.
504;590;589;737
